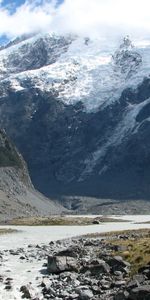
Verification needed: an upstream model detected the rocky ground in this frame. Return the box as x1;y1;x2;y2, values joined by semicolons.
0;229;150;299
58;196;150;215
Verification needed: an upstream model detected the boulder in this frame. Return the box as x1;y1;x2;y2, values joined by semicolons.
56;246;81;258
108;256;130;273
20;285;31;299
75;286;93;300
129;285;150;300
133;274;146;283
92;220;100;224
47;255;78;274
80;259;110;275
138;265;150;279
127;279;139;291
114;291;129;300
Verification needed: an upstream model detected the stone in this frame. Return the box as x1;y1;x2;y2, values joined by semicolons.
20;285;31;299
113;280;126;287
81;259;110;275
92;220;100;224
101;279;111;290
129;285;150;300
138;265;150;279
133;274;146;284
114;271;124;277
114;291;129;300
76;286;94;300
5;284;12;290
56;246;80;258
111;245;128;252
108;256;130;273
127;279;139;291
68;293;79;299
20;256;26;260
47;256;78;274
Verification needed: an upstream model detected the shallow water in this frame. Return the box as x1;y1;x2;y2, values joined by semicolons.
0;215;150;300
0;215;150;250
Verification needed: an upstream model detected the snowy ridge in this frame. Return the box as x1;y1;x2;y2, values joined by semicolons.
1;33;150;197
0;34;150;112
81;97;150;179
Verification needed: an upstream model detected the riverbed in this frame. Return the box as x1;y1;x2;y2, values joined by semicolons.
0;215;150;299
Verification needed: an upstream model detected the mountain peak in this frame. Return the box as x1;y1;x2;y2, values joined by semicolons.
120;36;134;50
1;33;150;202
112;36;142;78
0;33;148;112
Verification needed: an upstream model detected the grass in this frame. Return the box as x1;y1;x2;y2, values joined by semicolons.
84;229;150;277
6;216;127;226
0;228;17;235
110;230;150;276
137;221;150;224
0;133;22;168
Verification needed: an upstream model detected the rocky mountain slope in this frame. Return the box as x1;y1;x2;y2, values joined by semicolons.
0;33;150;201
0;129;64;221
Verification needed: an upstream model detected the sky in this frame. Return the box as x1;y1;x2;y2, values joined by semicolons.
0;0;150;45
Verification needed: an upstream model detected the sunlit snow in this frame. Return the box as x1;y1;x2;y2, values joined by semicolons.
1;34;150;113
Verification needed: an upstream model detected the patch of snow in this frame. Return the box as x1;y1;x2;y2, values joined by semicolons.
0;34;150;113
0;36;142;108
81;97;150;178
9;79;25;92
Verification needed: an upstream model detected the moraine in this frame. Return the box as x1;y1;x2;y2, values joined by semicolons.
0;215;150;299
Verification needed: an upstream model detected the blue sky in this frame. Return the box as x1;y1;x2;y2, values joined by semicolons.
1;0;63;8
0;35;9;45
1;0;26;14
0;0;25;44
1;0;63;12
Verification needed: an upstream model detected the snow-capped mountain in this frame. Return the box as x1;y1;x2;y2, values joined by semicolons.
1;33;150;200
0;34;148;111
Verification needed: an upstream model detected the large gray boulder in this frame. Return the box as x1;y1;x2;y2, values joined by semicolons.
75;286;94;300
108;256;130;273
129;285;150;300
81;259;110;275
47;255;79;274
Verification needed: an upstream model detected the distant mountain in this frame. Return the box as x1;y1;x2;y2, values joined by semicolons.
0;33;150;201
0;129;64;221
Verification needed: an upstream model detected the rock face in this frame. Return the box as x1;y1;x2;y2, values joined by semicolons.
0;129;65;221
0;128;31;195
0;33;150;201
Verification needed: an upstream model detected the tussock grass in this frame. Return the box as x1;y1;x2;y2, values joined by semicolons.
83;229;150;276
0;228;17;235
7;216;127;226
109;229;150;276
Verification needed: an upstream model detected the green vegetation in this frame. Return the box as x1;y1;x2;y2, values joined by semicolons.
0;147;21;167
84;229;150;277
110;229;150;276
0;130;22;168
7;216;127;226
0;228;17;235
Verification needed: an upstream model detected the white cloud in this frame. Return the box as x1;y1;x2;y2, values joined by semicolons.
0;1;56;37
0;0;150;42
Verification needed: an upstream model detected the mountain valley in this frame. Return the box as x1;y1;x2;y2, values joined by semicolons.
0;34;150;213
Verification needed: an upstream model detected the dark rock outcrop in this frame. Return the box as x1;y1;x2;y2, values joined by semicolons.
0;129;65;220
0;34;150;204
